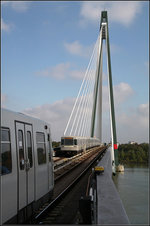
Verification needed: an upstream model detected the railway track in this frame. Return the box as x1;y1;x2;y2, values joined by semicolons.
31;146;107;224
54;146;104;181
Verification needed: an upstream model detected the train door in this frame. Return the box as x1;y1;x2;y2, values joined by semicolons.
25;124;34;204
16;122;34;210
47;128;54;189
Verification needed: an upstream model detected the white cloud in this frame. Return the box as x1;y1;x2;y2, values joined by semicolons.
116;103;149;143
22;81;138;143
64;41;93;58
1;18;13;32
35;63;85;80
23;99;148;144
114;82;134;103
23;98;75;141
103;82;134;111
80;1;142;27
36;63;70;79
70;70;85;80
137;103;149;117
2;1;31;12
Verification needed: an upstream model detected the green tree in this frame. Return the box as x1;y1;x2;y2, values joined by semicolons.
52;141;60;148
118;143;149;163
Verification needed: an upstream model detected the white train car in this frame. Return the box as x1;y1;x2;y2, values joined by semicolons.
60;136;82;156
59;136;101;157
0;108;54;224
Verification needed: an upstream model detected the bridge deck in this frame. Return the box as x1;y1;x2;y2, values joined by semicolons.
96;147;130;224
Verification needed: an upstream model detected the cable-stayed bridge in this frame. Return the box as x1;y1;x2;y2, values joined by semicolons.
64;11;119;170
59;12;129;224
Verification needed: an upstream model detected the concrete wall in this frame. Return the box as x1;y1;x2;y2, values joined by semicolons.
96;147;130;224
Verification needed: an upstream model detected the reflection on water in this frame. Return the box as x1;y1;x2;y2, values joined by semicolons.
113;164;149;225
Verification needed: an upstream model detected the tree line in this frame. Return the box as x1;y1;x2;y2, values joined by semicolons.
52;141;149;164
118;143;149;164
52;141;60;148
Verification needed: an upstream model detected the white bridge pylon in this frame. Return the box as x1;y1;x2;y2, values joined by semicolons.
64;11;118;166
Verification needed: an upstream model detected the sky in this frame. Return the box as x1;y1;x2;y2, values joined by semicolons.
1;1;149;143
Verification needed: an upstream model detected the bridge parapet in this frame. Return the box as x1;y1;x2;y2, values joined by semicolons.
94;147;130;224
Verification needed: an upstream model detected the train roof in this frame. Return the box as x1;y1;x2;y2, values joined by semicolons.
61;136;87;139
61;136;100;140
1;108;51;127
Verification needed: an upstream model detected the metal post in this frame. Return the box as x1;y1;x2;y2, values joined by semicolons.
105;12;119;166
91;11;119;166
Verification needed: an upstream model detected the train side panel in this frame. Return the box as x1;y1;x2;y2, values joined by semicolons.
59;136;101;157
1;109;54;224
32;122;48;201
1;111;18;224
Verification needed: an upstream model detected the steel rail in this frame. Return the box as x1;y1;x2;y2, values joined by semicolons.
33;146;107;224
54;146;101;181
54;145;102;172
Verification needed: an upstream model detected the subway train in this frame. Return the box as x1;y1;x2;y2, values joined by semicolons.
0;108;54;224
57;136;101;157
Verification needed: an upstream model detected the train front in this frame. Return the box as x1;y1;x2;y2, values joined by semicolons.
61;136;81;157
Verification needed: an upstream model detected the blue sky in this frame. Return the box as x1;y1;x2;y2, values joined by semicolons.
1;1;149;143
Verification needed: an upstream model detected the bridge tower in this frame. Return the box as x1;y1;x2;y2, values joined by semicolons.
91;11;119;166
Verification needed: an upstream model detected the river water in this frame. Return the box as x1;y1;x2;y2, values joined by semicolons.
113;164;149;225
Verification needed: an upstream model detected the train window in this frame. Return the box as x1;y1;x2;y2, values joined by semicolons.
27;131;33;168
64;138;73;145
36;132;46;165
2;128;10;141
1;128;12;175
61;139;64;145
74;139;77;145
48;134;51;162
18;130;25;170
